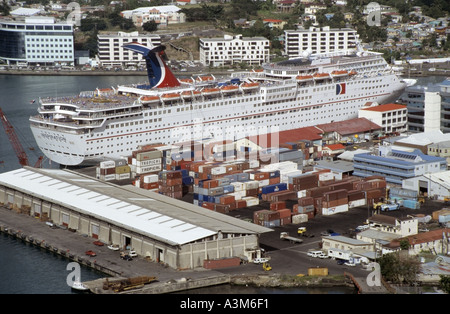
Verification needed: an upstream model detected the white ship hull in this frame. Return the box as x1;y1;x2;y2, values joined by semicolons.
29;44;407;166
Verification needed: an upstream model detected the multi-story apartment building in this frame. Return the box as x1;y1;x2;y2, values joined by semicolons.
404;78;450;134
199;34;270;67
358;103;408;135
284;26;359;59
0;17;74;66
96;31;161;68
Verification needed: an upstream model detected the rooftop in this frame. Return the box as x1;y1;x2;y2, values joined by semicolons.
316;117;382;136
361;103;407;112
0;167;271;246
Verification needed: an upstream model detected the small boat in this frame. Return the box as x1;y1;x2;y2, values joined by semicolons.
140;95;160;104
220;85;239;93
71;280;89;292
240;82;260;91
331;70;348;77
85;250;96;257
201;88;220;96
313;73;330;79
161;93;181;101
296;75;314;82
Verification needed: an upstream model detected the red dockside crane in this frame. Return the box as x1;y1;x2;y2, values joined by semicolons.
0;108;43;168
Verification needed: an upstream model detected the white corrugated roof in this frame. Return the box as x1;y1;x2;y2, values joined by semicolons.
0;168;220;246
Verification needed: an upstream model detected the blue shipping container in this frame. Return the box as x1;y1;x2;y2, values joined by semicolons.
261;183;287;194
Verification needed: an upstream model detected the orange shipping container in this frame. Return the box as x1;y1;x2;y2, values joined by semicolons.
270;201;286;210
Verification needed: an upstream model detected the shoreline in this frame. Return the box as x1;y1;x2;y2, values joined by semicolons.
0;207;353;294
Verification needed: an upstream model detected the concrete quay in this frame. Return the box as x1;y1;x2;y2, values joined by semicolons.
0;205;365;294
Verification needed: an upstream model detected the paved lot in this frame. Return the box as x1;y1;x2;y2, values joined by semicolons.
0;197;446;290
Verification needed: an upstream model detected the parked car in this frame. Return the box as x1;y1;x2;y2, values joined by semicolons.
344;261;356;267
337;259;346;265
107;244;120;251
93;241;104;246
128;249;138;258
253;257;269;264
85;250;96;257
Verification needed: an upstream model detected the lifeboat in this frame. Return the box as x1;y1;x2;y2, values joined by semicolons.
313;73;330;79
197;75;215;82
161;93;181;101
140;95;160;104
349;70;357;76
220;85;239;93
201;88;220;96
296;75;314;82
181;90;201;99
240;82;260;91
179;78;194;84
331;70;348;77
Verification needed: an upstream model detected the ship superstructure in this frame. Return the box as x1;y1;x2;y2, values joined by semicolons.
30;43;408;166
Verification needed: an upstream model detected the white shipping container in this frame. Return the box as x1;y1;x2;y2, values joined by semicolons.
297;190;307;198
136;164;162;174
136;150;162;161
244;180;259;190
100;174;116;181
100;160;116;169
242;196;259;206
322;204;349;216
318;172;334;181
249;160;260;168
116;173;131;180
258;179;269;187
136;158;162;167
292;214;308;224
143;174;159;184
348;198;366;208
230;182;245;192
211;166;226;175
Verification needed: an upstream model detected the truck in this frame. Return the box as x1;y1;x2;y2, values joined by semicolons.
280;232;303;244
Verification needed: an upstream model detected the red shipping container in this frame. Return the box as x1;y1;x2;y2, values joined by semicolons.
203;257;241;269
203;179;219;189
235;199;247;209
202;202;216;210
277;208;291;219
298;196;314;206
270;201;286;210
220;195;236;205
269;177;280;185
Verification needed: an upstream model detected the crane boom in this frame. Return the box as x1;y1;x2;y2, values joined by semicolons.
0;107;43;168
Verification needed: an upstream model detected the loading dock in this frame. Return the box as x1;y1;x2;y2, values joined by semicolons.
0;167;272;270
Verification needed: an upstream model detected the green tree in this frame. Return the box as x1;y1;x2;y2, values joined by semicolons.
439;275;450;294
378;252;421;284
143;20;158;32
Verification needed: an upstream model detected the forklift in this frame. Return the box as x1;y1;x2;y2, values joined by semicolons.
262;262;272;271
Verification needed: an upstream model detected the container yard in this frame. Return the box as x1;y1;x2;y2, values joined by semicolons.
92;138;392;230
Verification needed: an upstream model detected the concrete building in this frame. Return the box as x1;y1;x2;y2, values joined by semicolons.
120;5;185;28
0;167;271;270
199;34;270;67
402;170;450;200
404;78;450;133
357;214;418;254
284;26;359;59
0;17;74;66
96;31;161;68
353;145;447;185
316;117;382;145
358;103;408;135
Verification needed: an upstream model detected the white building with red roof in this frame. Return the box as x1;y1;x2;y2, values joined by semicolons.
358;103;408;135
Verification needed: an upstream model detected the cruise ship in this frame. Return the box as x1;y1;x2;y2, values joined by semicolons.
30;43;409;166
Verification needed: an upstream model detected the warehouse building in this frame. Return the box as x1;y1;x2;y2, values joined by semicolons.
0;167;272;270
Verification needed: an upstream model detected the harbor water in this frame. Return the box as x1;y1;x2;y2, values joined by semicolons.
0;74;444;294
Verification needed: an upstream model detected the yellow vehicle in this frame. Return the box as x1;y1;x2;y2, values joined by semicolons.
263;262;272;271
298;227;307;235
